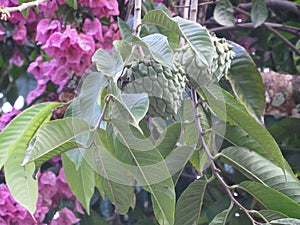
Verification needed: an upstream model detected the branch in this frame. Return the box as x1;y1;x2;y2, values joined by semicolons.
191;88;265;225
4;0;49;13
133;0;142;36
233;6;300;56
238;0;300;16
189;0;198;22
209;22;300;37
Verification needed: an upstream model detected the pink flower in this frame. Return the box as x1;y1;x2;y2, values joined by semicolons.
12;23;27;45
99;21;120;50
0;26;5;41
49;208;80;225
78;0;119;18
26;83;47;105
0;108;21;131
9;48;24;67
38;0;59;18
38;171;58;207
57;168;73;199
36;19;61;45
82;18;104;42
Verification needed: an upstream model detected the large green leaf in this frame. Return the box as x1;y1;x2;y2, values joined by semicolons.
238;181;300;219
173;17;214;67
142;33;174;68
213;0;235;26
209;206;232;225
117;18;132;42
92;49;123;80
113;40;132;62
219;147;300;202
251;0;268;28
1;102;61;215
228;42;265;120
62;154;95;214
174;180;208;225
0;102;61;168
68;71;107;126
202;84;285;170
110;119;175;225
142;10;181;35
22;118;91;169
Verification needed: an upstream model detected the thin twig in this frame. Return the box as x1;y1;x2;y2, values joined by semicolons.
189;0;198;22
233;6;300;56
191;88;264;225
209;22;300;37
133;0;142;36
4;0;48;12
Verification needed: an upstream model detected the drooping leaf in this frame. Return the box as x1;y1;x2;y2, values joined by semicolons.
1;102;61;215
62;154;95;214
173;17;214;67
68;71;107;126
155;122;181;158
219;147;300;202
259;210;288;221
183;99;198;147
110;119;176;225
228;42;265;121
293;40;300;73
142;33;174;68
92;49;123;80
270;218;300;225
0;102;61;168
92;129;137;214
117;18;133;42
209;206;232;225
142;10;181;35
22;118;91;169
213;0;235;26
174;180;208;225
113;40;132;62
202;84;285;170
251;0;268;28
238;181;300;219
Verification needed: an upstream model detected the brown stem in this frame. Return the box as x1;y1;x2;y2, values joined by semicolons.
233;6;300;56
191;88;264;225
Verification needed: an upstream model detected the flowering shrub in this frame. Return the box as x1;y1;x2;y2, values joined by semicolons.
0;0;120;223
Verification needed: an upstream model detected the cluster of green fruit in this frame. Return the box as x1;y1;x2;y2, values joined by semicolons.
121;35;235;119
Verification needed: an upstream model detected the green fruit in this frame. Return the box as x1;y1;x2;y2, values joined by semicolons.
121;59;186;119
174;35;235;88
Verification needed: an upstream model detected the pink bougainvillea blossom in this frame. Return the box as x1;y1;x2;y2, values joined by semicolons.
36;19;61;45
98;21;120;50
49;207;80;225
9;48;24;67
12;23;27;45
78;0;119;18
38;0;59;18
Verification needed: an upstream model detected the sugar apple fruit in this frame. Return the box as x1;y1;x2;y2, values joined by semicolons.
174;35;235;88
121;59;186;119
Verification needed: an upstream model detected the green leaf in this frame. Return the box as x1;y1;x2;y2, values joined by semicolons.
173;17;214;67
228;42;265;121
142;10;181;35
209;206;232;225
142;34;174;68
155;123;181;158
251;0;268;28
68;71;107;126
293;40;300;73
0;102;61;169
259;210;288;221
238;181;300;219
92;49;123;80
270;218;300;225
202;84;285;170
213;0;235;26
62;154;95;214
219;147;300;202
110;119;175;225
65;0;78;9
2;102;61;215
113;40;132;62
174;180;208;225
22;118;91;169
118;18;133;42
